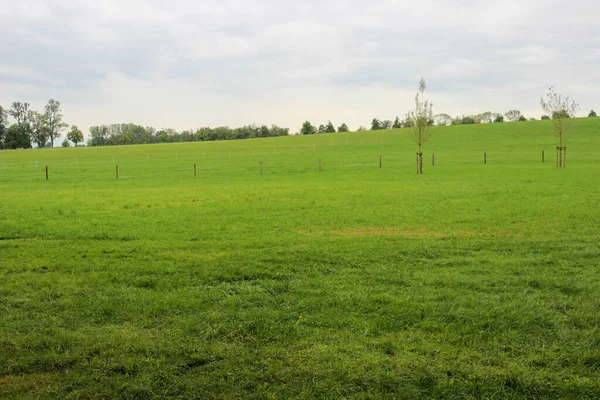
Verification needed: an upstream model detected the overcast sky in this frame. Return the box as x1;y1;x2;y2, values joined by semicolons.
1;0;598;139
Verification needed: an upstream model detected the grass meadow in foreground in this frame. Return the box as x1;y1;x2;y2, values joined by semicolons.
1;118;600;399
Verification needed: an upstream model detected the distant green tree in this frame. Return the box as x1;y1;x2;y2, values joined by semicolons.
8;102;32;146
89;125;109;146
325;120;336;133
318;124;326;133
258;125;269;138
67;125;84;146
357;125;367;132
0;105;7;148
462;116;475;124
589;110;597;117
300;121;316;135
541;115;550;120
434;113;452;126
269;125;289;137
29;111;50;148
44;99;67;148
518;115;527;122
480;111;493;123
493;114;504;123
156;130;169;142
504;109;523;122
392;116;401;129
371;118;381;131
451;116;463;125
4;124;32;149
338;123;349;132
62;138;71;148
380;120;392;129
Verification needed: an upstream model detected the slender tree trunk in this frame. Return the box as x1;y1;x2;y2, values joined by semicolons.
416;153;419;175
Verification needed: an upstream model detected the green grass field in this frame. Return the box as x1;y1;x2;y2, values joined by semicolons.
1;119;600;399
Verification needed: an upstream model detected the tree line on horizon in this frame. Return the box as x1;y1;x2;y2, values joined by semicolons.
88;124;290;146
0;99;597;149
298;108;597;135
431;109;597;126
0;100;290;149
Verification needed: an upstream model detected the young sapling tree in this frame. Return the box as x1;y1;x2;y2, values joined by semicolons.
406;78;433;174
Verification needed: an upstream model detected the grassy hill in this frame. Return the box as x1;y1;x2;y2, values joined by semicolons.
1;118;600;398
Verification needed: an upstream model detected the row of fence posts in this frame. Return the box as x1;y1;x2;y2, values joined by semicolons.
39;150;569;180
541;148;566;168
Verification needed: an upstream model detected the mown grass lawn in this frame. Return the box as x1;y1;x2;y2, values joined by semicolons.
1;119;600;399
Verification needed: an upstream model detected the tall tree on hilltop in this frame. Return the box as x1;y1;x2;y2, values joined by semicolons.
504;109;523;122
300;121;316;135
371;118;381;131
392;116;401;129
29;111;50;147
44;99;67;148
338;123;349;132
67;125;84;147
8;102;32;148
325;120;336;133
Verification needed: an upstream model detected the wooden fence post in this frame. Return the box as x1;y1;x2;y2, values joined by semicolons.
116;165;119;179
432;153;435;166
484;152;487;164
194;163;197;177
45;166;48;181
260;161;263;175
379;155;382;168
542;150;544;163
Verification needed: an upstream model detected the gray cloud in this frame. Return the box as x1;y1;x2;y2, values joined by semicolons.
0;0;598;136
